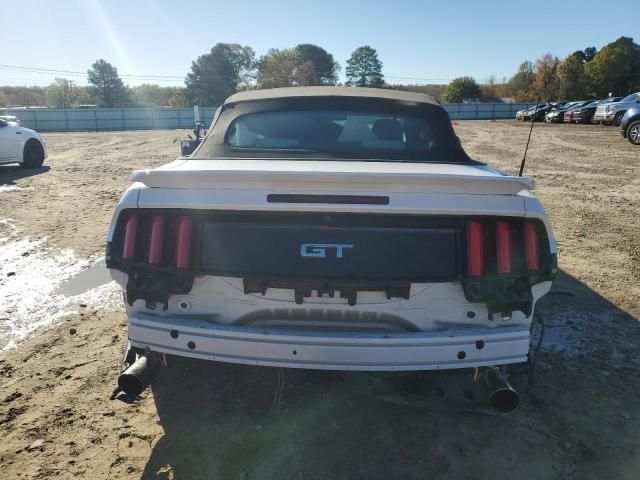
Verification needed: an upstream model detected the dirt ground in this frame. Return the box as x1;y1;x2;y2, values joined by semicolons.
0;122;638;479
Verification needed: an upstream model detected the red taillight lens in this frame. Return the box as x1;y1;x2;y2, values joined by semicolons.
148;214;165;265
467;221;484;276
467;220;543;276
122;215;139;260
175;215;192;269
524;222;540;270
496;222;512;274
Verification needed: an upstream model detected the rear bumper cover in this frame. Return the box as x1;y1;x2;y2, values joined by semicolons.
129;314;530;371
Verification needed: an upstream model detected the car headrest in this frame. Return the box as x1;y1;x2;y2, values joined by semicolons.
372;118;403;141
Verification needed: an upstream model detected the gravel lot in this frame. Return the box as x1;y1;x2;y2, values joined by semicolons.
0;122;638;479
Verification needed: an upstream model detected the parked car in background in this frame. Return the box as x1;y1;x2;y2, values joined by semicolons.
515;107;532;121
598;96;622;107
620;106;640;145
571;100;603;124
573;96;622;124
545;102;581;123
0;118;47;168
594;92;640;125
563;101;592;123
522;103;551;122
0;115;19;126
516;104;544;121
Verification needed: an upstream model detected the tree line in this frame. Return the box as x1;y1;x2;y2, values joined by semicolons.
442;37;640;103
0;82;186;109
0;44;384;108
1;36;638;108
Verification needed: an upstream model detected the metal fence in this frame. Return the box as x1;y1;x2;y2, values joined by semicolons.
0;107;218;132
443;103;537;120
1;103;536;132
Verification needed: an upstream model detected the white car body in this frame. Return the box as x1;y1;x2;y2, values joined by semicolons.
0;118;47;167
593;92;640;124
107;87;557;373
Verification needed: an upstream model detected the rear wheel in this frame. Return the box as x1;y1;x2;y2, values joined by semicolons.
627;121;640;145
20;139;44;169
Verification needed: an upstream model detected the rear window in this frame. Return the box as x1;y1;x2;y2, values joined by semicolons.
194;96;477;164
225;110;444;159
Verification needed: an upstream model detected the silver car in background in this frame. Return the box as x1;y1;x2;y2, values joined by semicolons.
593;92;640;125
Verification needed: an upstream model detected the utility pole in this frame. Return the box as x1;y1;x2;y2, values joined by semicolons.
69;80;76;108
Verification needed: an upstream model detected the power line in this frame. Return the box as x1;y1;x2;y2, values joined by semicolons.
0;63;455;84
2;62;640;87
0;64;185;80
384;75;453;82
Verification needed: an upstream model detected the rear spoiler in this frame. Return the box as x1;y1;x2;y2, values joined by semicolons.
131;163;534;195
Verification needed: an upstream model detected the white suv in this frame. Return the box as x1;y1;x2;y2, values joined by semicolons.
594;92;640;125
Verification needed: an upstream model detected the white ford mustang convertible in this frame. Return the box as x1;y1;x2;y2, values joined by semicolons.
107;87;557;412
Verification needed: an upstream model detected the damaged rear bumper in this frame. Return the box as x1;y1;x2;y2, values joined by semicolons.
128;314;530;371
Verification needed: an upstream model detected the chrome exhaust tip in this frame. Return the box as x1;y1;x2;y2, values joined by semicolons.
480;367;520;414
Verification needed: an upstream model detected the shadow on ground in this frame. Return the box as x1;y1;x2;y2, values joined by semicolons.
141;270;640;480
0;165;50;185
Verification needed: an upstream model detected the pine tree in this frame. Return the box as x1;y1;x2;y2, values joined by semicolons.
345;46;384;87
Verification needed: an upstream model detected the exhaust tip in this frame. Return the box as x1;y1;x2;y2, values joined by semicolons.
117;373;146;398
489;387;520;414
479;367;521;414
116;352;160;398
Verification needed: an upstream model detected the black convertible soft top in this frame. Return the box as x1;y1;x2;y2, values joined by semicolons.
194;87;478;164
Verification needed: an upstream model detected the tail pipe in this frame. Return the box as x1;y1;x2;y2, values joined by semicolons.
111;348;162;399
478;367;520;413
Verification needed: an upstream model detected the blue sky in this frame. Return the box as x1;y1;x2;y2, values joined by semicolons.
1;0;638;87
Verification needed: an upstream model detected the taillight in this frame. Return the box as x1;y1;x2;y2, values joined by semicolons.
524;222;540;270
175;215;192;269
119;212;192;269
122;215;139;260
467;221;484;276
496;222;512;274
148;214;165;265
467;220;543;276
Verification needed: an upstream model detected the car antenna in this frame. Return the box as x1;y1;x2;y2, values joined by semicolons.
519;96;541;177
